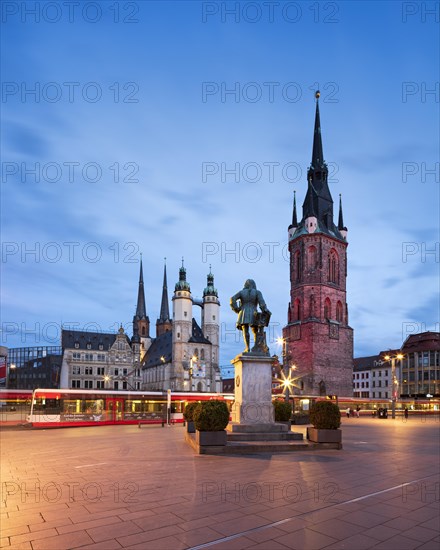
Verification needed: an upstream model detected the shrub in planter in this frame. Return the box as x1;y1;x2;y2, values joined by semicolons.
183;402;200;433
309;401;341;429
183;402;200;422
193;400;229;432
273;400;292;422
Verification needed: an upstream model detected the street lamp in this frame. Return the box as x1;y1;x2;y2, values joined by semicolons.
189;355;197;391
276;337;298;402
384;353;404;419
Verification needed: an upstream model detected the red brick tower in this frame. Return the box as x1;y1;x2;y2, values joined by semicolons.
283;92;353;397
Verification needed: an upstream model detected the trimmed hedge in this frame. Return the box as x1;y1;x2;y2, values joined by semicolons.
273;400;292;422
193;400;229;432
309;401;341;429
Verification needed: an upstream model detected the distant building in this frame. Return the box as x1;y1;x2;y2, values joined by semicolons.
60;327;142;390
137;261;222;392
353;332;440;398
283;93;353;397
6;346;62;389
400;332;439;398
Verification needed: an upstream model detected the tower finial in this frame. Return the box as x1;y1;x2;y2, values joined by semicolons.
292;190;298;227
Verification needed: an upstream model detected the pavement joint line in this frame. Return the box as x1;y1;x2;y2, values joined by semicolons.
188;473;438;550
74;463;108;468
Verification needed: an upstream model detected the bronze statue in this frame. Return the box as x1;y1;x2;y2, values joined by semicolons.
230;279;271;355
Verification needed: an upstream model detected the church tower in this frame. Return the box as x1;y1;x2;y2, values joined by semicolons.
283;92;353;397
202;268;221;389
171;261;193;389
132;258;151;360
156;261;172;336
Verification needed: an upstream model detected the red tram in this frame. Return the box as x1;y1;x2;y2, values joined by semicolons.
26;388;234;428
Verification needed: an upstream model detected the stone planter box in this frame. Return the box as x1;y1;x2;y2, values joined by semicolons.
186;421;195;433
292;415;310;425
307;427;342;444
196;430;227;446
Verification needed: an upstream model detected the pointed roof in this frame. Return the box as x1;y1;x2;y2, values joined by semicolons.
158;260;171;322
135;258;148;320
289;190;298;228
338;194;347;231
175;259;191;292
203;267;218;298
311;94;325;169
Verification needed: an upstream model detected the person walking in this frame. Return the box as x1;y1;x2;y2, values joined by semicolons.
346;407;350;418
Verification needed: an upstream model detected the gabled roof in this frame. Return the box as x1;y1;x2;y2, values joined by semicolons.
142;331;172;369
189;318;211;344
61;329;126;351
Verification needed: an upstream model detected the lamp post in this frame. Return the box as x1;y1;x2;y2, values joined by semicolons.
189;355;197;392
276;338;296;402
384;353;404;419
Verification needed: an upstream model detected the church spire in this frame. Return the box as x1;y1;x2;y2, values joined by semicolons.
302;91;335;231
133;256;150;341
156;259;172;336
136;257;147;320
311;91;325;169
159;260;170;322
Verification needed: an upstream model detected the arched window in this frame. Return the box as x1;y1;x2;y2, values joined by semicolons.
293;298;301;321
200;349;205;360
336;301;343;323
194;349;199;358
197;382;203;392
307;246;317;270
294;251;301;282
328;249;339;284
141;326;146;336
309;295;315;318
324;298;331;320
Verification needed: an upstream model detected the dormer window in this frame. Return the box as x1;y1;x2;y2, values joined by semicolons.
74;342;79;349
87;343;91;350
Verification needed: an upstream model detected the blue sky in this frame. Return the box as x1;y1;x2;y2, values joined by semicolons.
1;1;439;375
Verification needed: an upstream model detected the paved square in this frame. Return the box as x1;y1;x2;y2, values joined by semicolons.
1;417;439;549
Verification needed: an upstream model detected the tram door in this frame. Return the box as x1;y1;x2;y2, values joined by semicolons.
106;398;124;423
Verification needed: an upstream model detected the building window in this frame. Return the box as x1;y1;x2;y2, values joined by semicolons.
72;366;81;375
328;249;339;284
336;301;343;323
71;380;81;388
74;342;79;349
294;298;301;321
97;367;104;376
114;381;119;390
85;354;93;361
87;343;91;350
324;298;331;320
307;245;317;270
96;380;104;389
99;344;104;350
73;352;81;360
85;366;93;375
114;368;119;376
84;380;93;389
97;354;105;362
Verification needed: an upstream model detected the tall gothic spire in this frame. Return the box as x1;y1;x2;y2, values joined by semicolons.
159;260;170;322
311;92;324;169
135;257;148;320
302;91;334;229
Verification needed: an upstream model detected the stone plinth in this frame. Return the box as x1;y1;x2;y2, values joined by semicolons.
230;354;274;426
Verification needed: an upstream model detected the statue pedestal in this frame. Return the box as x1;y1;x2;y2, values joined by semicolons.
229;354;275;426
